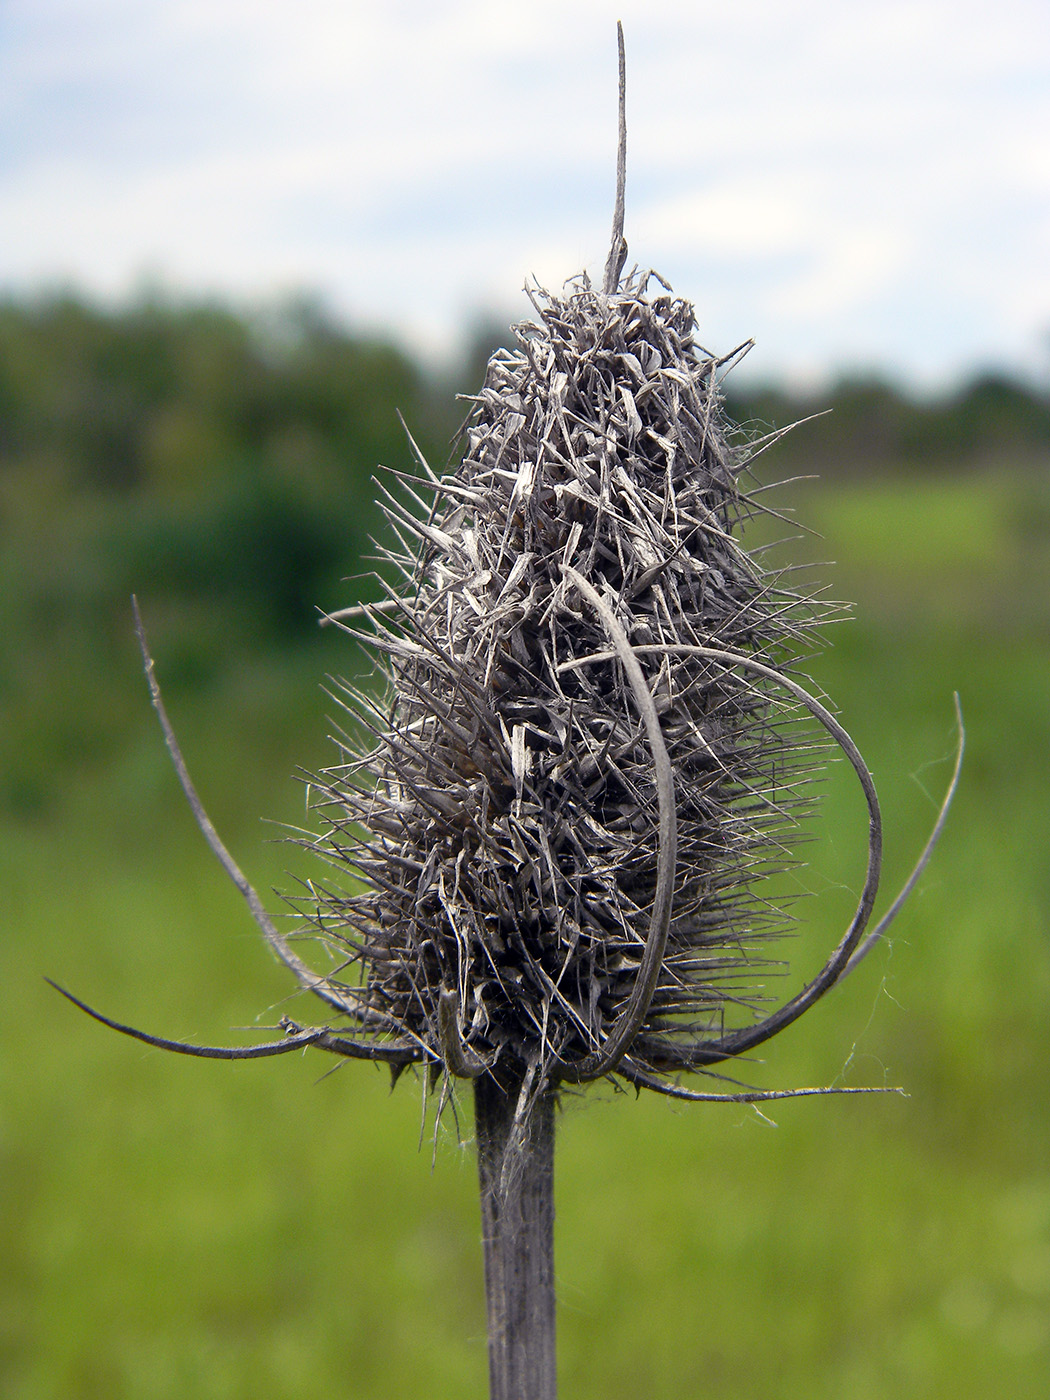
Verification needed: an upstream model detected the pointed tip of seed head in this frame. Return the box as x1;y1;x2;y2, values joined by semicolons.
603;21;628;295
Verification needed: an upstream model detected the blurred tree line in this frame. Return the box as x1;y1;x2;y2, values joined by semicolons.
0;292;461;640
0;292;462;818
1;291;1048;818
725;373;1050;475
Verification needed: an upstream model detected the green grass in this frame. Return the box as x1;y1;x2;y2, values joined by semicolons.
2;464;1048;1398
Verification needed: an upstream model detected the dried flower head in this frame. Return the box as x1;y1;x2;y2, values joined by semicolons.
308;266;855;1099
53;28;959;1120
291;51;960;1107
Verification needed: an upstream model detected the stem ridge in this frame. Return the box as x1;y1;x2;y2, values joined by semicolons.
475;1072;557;1400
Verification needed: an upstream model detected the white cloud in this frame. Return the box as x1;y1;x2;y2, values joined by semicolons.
635;179;817;261
771;228;909;321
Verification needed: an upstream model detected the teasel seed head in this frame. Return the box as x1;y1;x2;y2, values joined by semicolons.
303;260;889;1100
52;26;960;1124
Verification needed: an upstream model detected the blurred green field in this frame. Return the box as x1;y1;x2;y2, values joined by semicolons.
2;442;1049;1397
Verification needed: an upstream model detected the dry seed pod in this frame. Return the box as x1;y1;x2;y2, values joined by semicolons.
296;35;961;1105
308;266;863;1100
53;28;959;1114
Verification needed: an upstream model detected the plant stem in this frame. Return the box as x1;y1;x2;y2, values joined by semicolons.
474;1071;557;1400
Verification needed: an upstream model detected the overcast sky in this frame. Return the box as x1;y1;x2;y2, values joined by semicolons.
3;0;1049;389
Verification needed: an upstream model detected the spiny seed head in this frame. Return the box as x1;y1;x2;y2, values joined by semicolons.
303;266;839;1093
51;31;953;1127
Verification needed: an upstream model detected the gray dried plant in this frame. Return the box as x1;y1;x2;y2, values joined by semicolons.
52;25;962;1400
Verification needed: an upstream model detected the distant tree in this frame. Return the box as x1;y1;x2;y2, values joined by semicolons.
0;291;454;643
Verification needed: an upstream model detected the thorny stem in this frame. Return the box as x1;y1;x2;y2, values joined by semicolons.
475;1070;557;1400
